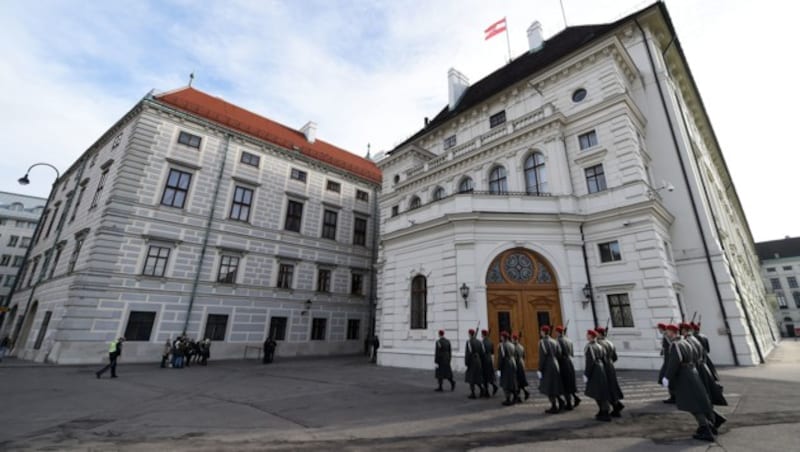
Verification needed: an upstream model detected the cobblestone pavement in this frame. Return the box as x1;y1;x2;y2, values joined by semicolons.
1;341;798;451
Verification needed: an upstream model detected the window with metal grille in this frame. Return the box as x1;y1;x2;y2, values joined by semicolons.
353;217;367;246
410;275;427;329
229;186;253;222
161;169;192;208
124;311;156;341
90;170;109;209
277;264;294;289
70;184;87;222
524;153;547;194
311;318;327;340
608;294;634;327
326;180;341;193
317;268;331;292
599;241;622;263
347;319;360;340
240;151;260;167
217;255;239;284
177;131;202;148
204;314;228;341
578;130;598;150
142;245;170;277
351;273;363;296
585;164;607;193
46;205;58;238
788;276;798;289
284;200;303;232
322;210;338;240
489;111;506;128
33;311;52;350
68;234;86;274
771;278;782;290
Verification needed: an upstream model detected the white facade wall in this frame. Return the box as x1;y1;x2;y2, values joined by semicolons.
760;255;800;337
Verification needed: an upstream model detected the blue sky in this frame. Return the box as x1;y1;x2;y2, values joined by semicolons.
0;0;797;241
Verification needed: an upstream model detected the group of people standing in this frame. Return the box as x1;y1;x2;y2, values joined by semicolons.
161;336;211;368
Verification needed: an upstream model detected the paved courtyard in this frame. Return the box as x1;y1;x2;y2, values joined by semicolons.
1;341;799;451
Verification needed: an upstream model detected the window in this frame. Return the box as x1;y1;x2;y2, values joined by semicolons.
608;294;634;327
12;256;24;267
585;164;607;194
767;267;776;273
458;177;474;193
46;205;59;238
70;184;87;222
35;212;48;244
788;276;798;289
321;210;338;240
771;278;782;290
393;174;400;184
578;130;598;150
177;131;202;148
347;319;360;340
410;275;427;329
793;292;800;308
599;241;622;263
277;263;294;289
391;206;399;217
433;186;445;201
444;135;457;150
204;314;228;341
356;190;369;202
0;255;10;266
488;166;508;194
268;317;287;340
311;318;327;340
20;237;31;248
409;196;422;210
3;275;16;287
33;311;52;350
572;88;587;102
524;153;547;195
38;250;52;283
112;132;124;149
783;266;793;271
777;292;787;309
68;234;86;274
217;255;239;284
51;245;64;277
290;168;307;182
90;170;109;209
489;110;506;128
240;151;260;167
27;257;39;287
351;273;364;296
353;217;367;246
8;235;18;247
124;311;156;341
284;200;303;232
664;240;673;262
326;180;341;193
161;169;192;208
142;245;171;277
229;186;254;222
317;269;331;292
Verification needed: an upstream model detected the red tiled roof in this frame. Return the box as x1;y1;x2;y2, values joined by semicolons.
155;87;381;184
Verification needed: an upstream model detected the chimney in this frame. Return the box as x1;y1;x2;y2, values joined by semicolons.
527;21;544;52
448;68;469;110
300;121;317;144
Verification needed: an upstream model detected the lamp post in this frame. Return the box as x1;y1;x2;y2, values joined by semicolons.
460;283;470;309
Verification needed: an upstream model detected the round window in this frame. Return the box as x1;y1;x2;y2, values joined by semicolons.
572;88;587;103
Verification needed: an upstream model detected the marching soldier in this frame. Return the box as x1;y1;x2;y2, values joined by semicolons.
497;331;518;406
692;322;718;379
682;323;728;430
596;327;625;417
657;323;675;403
464;329;487;399
434;330;455;392
511;333;530;402
555;325;580;410
537;325;564;414
584;329;612;421
481;330;498;396
662;324;721;442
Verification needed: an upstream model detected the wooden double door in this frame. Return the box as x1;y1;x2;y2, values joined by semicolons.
485;248;562;370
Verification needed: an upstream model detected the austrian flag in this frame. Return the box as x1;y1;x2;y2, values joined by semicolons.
484;17;507;40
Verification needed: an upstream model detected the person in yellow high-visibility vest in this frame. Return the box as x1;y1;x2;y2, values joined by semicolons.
96;337;125;379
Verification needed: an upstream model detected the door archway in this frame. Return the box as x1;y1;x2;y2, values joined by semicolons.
486;248;562;369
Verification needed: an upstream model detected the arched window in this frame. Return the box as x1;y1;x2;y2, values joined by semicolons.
524;152;547;195
410;275;427;329
489;166;507;194
409;196;421;210
458;177;474;193
432;186;445;201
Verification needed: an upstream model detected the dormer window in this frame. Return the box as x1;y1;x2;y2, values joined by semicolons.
489;111;506;128
443;135;457;150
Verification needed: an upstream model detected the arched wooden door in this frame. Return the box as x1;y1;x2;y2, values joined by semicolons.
486;248;561;370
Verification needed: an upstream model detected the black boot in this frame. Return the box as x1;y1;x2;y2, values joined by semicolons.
545;400;560;414
450;379;456;391
595;410;612;422
502;397;514;406
564;400;573;411
492;383;498;396
692;425;716;442
557;397;566;411
663;396;676;404
573;395;581;408
610;402;624;417
713;412;727;431
435;379;443;392
468;384;476;399
523;388;530;400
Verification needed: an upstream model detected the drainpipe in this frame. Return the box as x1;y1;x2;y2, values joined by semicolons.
368;185;380;339
635;19;739;365
183;134;231;335
580;224;599;327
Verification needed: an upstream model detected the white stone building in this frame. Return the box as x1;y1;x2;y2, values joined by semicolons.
6;87;381;364
755;237;800;338
376;3;776;372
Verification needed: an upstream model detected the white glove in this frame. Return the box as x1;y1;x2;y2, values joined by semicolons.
537;371;543;379
583;375;588;384
661;377;669;388
496;370;501;378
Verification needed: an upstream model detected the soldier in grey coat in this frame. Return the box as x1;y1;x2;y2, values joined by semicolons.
596;327;625;417
657;323;676;403
511;333;530;402
434;330;455;392
692;322;718;379
662;324;721;442
481;330;498;397
584;329;612;421
555;325;580;410
497;331;519;406
464;329;487;399
537;325;565;414
682;323;727;428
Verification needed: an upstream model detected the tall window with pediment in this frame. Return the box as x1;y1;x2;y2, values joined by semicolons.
524;153;547;194
410;275;427;329
458;177;474;193
489;166;508;194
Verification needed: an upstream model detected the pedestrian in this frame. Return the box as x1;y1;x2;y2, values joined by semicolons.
369;334;380;364
497;331;518;406
657;323;675;404
263;335;277;364
200;338;211;366
662;324;720;442
584;329;612;421
160;338;171;368
555;325;580;410
464;328;486;399
595;326;625;417
537;325;565;414
0;335;11;362
511;333;530;402
96;337;124;379
480;330;498;396
172;337;184;368
434;330;455;392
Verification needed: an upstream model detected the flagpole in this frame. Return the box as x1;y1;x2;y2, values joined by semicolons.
504;17;512;63
559;0;568;28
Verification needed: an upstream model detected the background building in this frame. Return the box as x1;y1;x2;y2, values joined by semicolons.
0;192;46;332
7;87;381;364
755;237;800;338
376;3;776;372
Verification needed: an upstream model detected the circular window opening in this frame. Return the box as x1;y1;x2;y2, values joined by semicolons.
572;88;587;103
393;174;400;184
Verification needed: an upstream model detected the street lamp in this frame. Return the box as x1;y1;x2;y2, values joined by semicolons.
460;283;470;308
19;163;61;186
582;284;592;309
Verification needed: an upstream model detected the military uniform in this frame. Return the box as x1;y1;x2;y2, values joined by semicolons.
693;324;718;380
512;336;530;402
537;328;564;413
556;328;580;409
434;332;455;391
481;331;498;396
596;329;625;416
497;333;518;406
464;330;486;398
584;331;612;421
657;324;675;403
